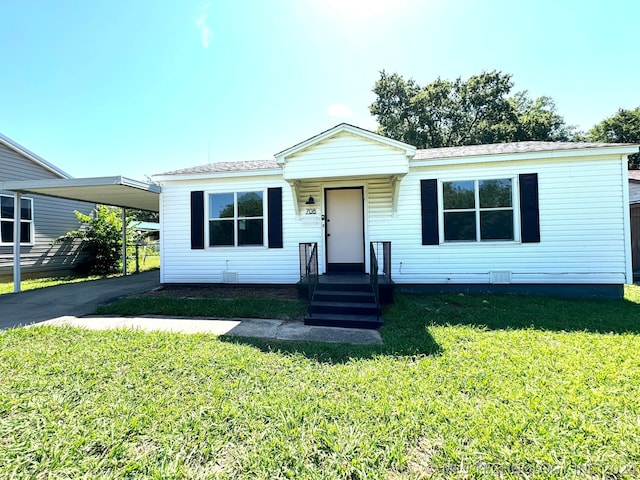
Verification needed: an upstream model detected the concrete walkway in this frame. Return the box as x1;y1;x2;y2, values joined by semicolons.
0;270;161;329
31;315;384;345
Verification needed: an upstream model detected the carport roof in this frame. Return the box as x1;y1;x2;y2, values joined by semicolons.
0;176;160;212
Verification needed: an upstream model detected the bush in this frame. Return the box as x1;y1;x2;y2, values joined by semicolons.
54;206;138;275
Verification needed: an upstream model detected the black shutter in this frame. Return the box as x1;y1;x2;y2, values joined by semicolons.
190;191;205;249
519;173;540;243
420;179;439;245
267;187;283;248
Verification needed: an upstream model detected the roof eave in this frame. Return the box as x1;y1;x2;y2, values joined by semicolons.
0;132;72;179
153;168;283;182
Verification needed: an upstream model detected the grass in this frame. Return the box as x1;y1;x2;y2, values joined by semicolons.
0;287;639;478
0;255;160;295
0;273;104;295
96;296;307;321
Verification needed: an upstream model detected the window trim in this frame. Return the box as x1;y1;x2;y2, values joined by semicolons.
0;194;34;246
206;190;267;248
438;177;520;243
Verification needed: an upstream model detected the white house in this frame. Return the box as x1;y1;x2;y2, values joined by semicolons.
154;124;637;323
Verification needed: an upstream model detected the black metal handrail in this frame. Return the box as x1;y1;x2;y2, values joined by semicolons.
370;241;392;282
369;243;380;320
299;242;318;314
370;241;391;319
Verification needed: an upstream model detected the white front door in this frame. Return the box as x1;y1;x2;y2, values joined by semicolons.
325;188;364;273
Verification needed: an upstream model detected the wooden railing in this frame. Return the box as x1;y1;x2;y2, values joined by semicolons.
299;242;318;312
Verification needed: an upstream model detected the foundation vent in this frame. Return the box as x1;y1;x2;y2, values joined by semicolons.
490;271;512;284
222;271;238;283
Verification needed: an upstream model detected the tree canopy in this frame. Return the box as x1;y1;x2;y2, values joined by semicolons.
370;70;575;149
588;107;640;169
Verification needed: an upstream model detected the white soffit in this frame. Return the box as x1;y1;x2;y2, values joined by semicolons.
0;176;161;212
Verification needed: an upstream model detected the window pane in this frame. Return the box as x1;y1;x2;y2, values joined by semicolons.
20;199;32;220
444;211;476;241
209;220;234;246
237;191;263;217
443;181;475;209
479;179;512;208
209;193;234;219
20;222;31;243
1;197;14;219
238;219;263;245
1;221;13;243
480;210;514;240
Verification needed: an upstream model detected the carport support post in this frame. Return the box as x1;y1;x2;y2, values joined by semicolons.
13;192;21;293
122;208;127;276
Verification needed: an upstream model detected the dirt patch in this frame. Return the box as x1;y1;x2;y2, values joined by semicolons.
141;285;300;300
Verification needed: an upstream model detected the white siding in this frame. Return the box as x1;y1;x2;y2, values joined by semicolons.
377;155;628;285
161;174;320;284
160;146;629;286
283;132;409;180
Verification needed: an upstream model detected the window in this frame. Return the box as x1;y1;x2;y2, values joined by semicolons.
208;191;264;247
0;195;34;245
442;179;514;242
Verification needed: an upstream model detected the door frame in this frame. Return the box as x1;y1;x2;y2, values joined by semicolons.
324;186;366;273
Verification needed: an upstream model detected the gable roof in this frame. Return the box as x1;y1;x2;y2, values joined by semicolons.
274;123;416;162
155;128;640;180
414;141;637;160
0;132;71;179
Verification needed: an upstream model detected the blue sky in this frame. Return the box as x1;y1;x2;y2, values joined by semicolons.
1;0;638;180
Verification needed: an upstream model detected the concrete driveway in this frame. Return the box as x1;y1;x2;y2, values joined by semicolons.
0;270;160;329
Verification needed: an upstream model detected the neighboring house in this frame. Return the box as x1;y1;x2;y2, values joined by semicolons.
629;170;640;275
154;123;637;301
0;133;94;280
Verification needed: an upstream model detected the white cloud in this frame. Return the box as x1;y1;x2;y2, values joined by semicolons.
196;2;212;48
327;104;353;118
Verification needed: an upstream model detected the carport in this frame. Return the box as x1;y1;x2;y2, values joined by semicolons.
0;176;160;293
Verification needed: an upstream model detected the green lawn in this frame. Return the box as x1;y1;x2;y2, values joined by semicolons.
0;256;160;295
96;295;307;321
1;287;639;478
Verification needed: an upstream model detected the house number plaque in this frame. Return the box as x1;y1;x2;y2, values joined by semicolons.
305;208;317;215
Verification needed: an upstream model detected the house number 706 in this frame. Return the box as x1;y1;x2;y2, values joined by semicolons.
305;208;317;215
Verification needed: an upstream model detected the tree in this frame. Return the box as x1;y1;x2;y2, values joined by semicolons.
370;70;575;149
510;92;574;142
588;107;640;169
54;205;138;275
128;208;159;223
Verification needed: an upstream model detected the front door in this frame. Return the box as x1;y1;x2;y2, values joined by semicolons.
325;187;365;273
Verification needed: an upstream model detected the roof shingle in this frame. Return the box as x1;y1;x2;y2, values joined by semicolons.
159;140;637;176
160;160;281;176
413;141;629;160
